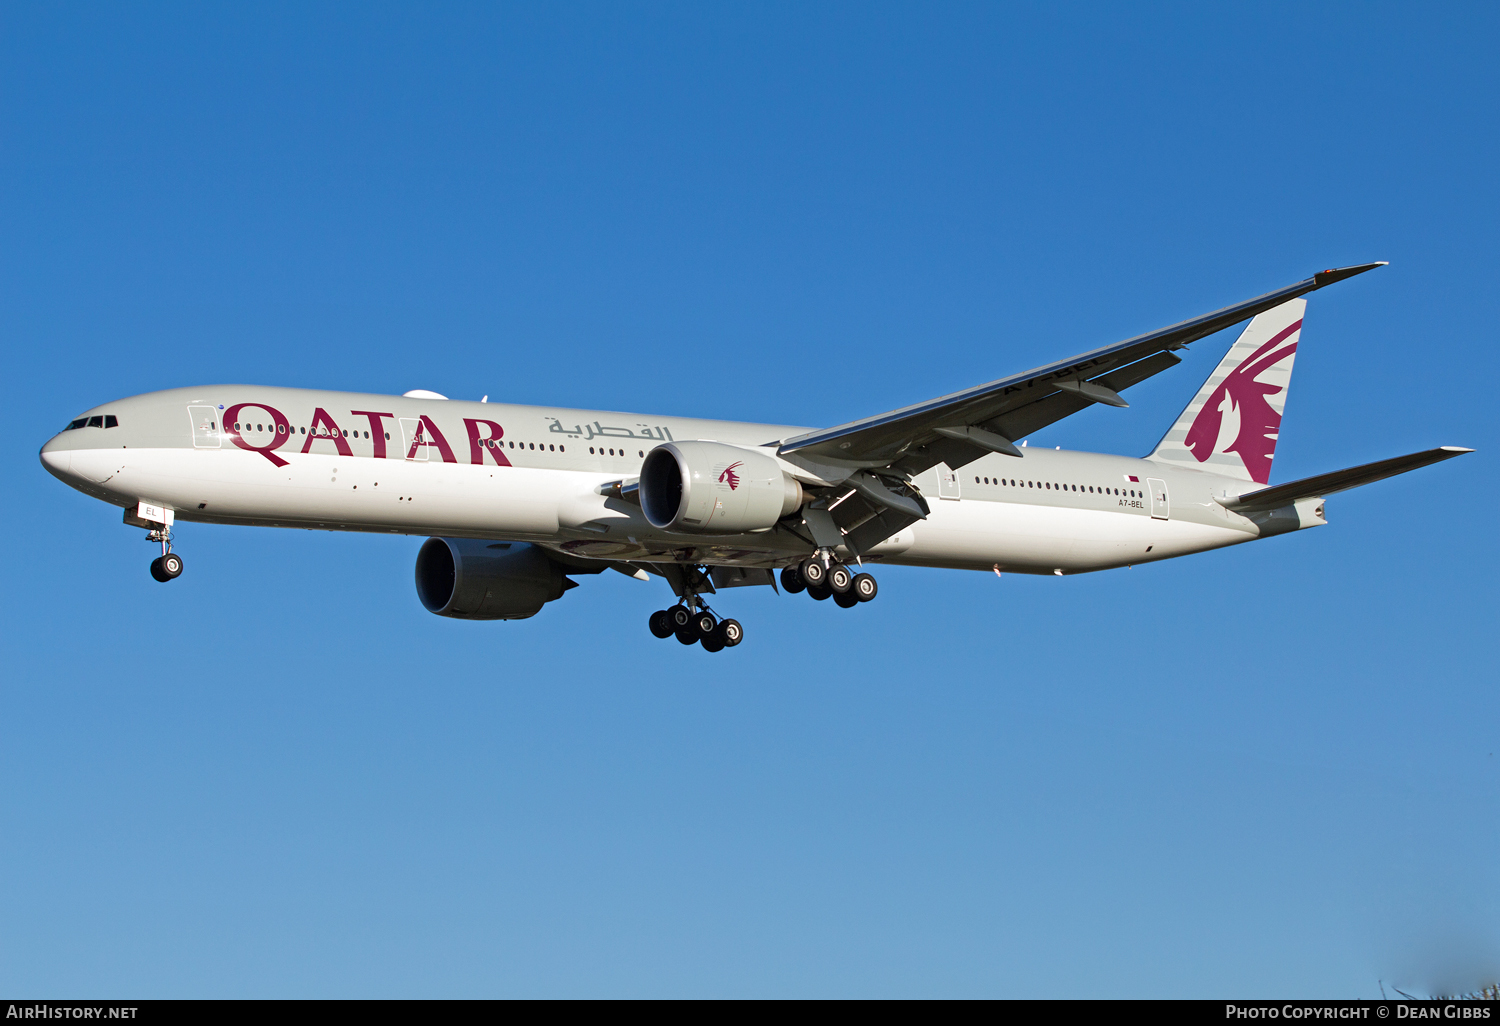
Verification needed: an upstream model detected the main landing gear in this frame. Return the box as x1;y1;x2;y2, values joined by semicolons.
648;602;744;653
647;565;744;652
644;554;874;650
147;526;184;583
779;555;877;610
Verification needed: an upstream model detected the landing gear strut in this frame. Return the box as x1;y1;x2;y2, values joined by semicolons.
147;526;183;583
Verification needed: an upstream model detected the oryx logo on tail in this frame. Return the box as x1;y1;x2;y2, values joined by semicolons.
1148;298;1305;484
1183;319;1300;484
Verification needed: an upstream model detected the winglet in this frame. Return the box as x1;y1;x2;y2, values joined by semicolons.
1312;261;1387;288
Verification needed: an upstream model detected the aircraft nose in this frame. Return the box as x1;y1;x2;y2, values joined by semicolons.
39;436;72;479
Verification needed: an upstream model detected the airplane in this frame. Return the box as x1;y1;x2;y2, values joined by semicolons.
39;262;1471;652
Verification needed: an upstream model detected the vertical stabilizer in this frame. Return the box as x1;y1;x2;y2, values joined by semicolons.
1147;298;1304;484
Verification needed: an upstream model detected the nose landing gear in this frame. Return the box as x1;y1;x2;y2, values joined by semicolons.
146;526;183;582
130;503;184;583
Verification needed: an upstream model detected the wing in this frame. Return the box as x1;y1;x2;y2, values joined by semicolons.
778;263;1387;478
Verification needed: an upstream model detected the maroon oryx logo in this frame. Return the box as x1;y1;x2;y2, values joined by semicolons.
718;462;743;490
1184;319;1300;484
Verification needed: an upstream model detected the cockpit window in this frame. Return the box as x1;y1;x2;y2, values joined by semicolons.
63;414;119;431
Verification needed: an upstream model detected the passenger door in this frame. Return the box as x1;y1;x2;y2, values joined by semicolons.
399;418;427;461
1148;477;1169;520
187;405;221;448
938;465;961;500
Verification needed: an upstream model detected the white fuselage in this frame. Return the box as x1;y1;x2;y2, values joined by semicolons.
40;385;1315;577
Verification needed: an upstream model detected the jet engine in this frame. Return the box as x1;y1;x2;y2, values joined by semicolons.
639;441;803;533
414;538;572;620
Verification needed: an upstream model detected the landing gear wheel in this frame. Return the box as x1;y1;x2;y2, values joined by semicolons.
828;563;853;594
648;609;674;639
692;611;718;638
717;619;744;647
807;583;831;601
700;633;725;653
667;604;692;631
150;553;183;582
851;573;878;602
675;628;698;646
834;590;859;608
800;558;827;588
780;565;806;594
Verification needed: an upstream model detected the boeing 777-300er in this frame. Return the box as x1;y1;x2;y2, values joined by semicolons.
40;262;1471;651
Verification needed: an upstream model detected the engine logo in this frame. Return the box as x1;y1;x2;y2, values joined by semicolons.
717;461;743;490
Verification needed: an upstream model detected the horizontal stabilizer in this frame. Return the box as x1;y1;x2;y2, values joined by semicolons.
1220;446;1473;514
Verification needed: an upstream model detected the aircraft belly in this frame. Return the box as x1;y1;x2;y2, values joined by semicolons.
900;499;1248;572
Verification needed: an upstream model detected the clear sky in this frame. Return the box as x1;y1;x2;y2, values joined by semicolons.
2;1;1496;998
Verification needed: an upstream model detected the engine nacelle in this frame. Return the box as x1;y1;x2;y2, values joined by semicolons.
639;441;803;533
414;538;570;620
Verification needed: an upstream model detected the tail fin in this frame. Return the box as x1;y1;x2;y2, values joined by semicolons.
1147;298;1305;484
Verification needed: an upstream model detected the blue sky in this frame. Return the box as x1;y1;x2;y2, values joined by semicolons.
2;2;1496;997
